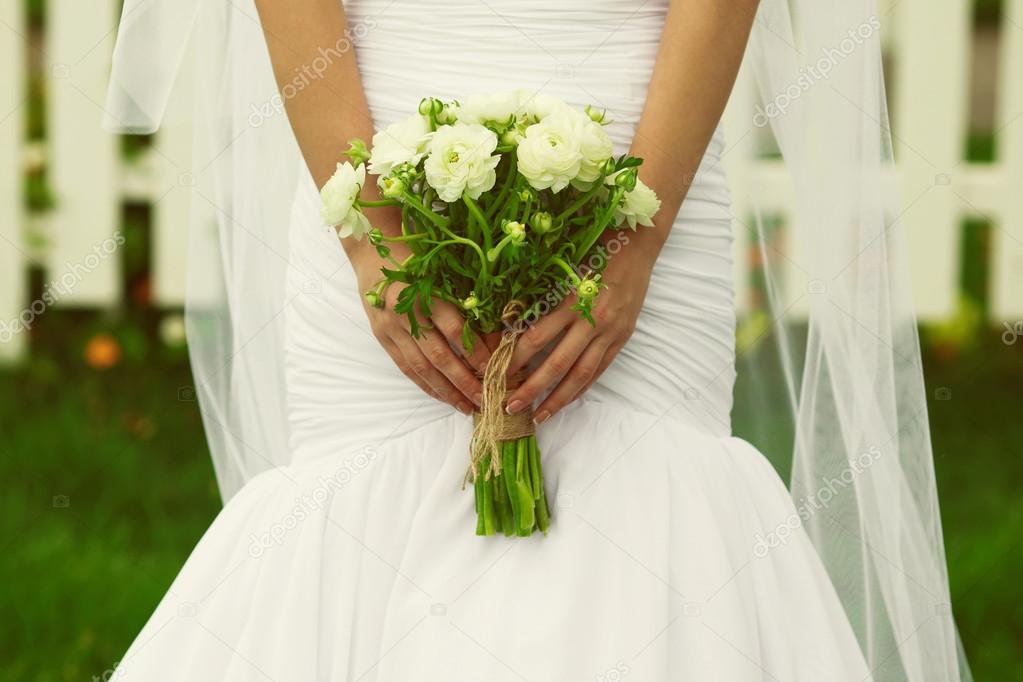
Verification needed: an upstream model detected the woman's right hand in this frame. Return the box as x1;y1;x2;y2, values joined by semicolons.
350;242;491;415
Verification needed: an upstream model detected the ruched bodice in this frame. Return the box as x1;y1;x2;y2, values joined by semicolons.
345;0;675;143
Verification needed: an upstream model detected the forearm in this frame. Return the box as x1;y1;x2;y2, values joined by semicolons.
254;0;398;266
253;0;372;185
625;0;759;264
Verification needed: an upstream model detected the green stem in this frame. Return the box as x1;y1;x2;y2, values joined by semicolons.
400;205;410;238
463;195;493;252
528;435;541;500
487;233;515;265
485;153;518;222
521;195;533;227
357;199;400;208
475;476;485;535
401;192;448;231
379;233;428;243
466;202;479;244
482;469;497;535
531;437;550;533
550;256;582;285
501;443;521;533
555;181;604;223
574;188;624;258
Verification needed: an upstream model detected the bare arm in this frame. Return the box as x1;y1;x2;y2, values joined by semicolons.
254;0;488;413
624;0;759;262
253;1;373;188
506;0;760;420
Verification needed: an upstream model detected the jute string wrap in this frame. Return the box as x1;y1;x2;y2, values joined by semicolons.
468;300;534;482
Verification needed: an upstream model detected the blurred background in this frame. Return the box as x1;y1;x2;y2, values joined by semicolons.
0;0;1021;679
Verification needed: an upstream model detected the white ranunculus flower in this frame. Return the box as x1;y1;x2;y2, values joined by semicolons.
424;123;501;202
320;162;372;240
368;114;433;177
455;91;523;126
573;114;614;184
613;178;662;229
516;109;583;193
516;91;569;122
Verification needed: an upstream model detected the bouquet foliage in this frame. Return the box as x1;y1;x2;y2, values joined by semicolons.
321;91;660;537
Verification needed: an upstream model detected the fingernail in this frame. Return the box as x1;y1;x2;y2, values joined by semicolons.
472;392;483;406
458;402;473;415
534;410;551;424
506;400;523;415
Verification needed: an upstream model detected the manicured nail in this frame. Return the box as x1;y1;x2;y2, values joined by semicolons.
534;410;551;424
506;400;523;415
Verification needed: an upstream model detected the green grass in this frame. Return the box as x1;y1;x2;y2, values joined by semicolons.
0;316;220;681
0;316;1020;680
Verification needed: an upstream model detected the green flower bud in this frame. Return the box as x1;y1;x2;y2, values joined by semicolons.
577;277;601;300
345;139;371;167
518;188;533;203
365;290;384;308
436;105;456;125
615;168;638;191
530;211;554;234
418;98;433;116
585;104;606;123
600;158;617;177
500;128;522;147
503;220;526;245
380;176;406;199
462;294;479;311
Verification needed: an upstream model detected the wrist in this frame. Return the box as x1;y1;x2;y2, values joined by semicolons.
601;226;663;277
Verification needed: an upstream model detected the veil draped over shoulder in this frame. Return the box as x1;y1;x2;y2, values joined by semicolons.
104;0;972;679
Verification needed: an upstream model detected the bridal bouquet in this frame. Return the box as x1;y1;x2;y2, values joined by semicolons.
321;91;660;537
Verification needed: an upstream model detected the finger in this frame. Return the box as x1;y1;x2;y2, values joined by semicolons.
536;341;618;421
568;341;624;404
393;333;475;414
505;303;577;376
431;302;491;374
482;331;503;353
380;337;438;400
506;322;593;414
415;328;484;405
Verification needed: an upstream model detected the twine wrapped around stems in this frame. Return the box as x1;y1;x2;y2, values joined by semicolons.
467;300;533;482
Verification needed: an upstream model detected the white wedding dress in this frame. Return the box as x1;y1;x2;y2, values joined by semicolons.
115;1;876;680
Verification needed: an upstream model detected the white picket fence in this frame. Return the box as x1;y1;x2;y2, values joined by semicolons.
1;0;1022;361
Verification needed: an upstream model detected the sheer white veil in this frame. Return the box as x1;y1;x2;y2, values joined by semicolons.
105;0;971;679
746;2;971;679
105;0;301;496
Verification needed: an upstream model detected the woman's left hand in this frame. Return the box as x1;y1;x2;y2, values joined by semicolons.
503;246;655;423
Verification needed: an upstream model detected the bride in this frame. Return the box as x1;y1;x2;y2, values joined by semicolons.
104;0;971;680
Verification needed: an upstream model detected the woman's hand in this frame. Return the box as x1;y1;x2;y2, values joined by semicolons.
503;243;656;423
350;232;491;415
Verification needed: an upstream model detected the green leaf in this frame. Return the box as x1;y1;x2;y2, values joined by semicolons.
381;267;414;284
461;320;476;353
